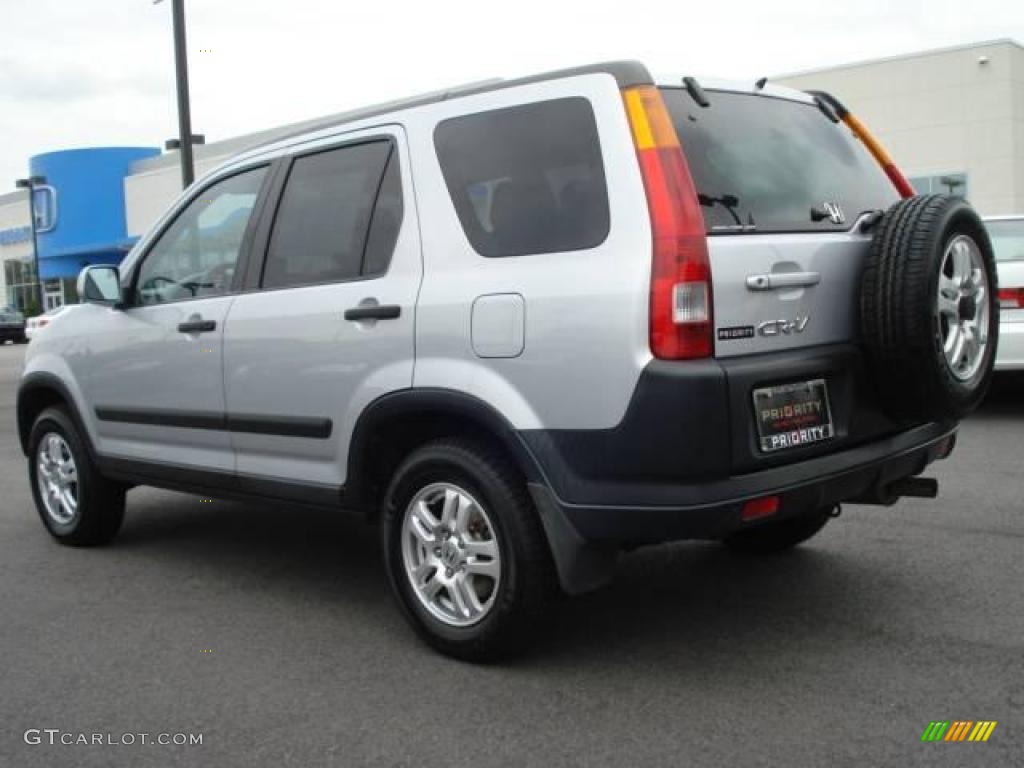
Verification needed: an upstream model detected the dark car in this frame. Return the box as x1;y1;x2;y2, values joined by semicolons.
0;306;27;344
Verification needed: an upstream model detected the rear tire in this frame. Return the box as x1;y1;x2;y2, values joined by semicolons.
28;406;125;546
723;509;831;554
861;194;998;421
381;438;555;662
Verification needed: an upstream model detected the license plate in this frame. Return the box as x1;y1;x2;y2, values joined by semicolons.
752;379;834;453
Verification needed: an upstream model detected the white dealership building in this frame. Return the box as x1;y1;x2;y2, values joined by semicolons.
778;38;1024;215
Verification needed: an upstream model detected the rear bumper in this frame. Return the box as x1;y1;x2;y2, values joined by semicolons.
545;419;955;544
520;346;958;594
521;344;925;506
995;317;1024;370
529;419;955;595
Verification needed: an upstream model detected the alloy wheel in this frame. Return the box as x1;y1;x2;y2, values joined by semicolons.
400;482;501;627
937;234;990;381
36;432;79;526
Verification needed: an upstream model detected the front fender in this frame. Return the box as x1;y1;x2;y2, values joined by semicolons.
17;357;97;458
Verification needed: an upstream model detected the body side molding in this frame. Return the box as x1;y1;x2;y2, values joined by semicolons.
94;406;333;439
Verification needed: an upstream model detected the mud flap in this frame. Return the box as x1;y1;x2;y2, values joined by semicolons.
528;482;618;595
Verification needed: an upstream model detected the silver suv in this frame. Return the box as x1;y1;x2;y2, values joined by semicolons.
17;62;999;660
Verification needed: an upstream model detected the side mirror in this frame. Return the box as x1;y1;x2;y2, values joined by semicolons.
77;265;123;307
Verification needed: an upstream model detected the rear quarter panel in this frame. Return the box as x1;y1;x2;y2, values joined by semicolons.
408;73;653;430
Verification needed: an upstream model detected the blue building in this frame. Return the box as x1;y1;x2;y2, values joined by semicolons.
0;147;159;311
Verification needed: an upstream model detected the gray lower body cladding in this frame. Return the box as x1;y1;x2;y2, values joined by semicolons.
536;421;953;545
519;345;956;540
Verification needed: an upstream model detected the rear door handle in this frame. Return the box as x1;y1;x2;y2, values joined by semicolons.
746;271;821;291
344;304;401;321
177;319;217;334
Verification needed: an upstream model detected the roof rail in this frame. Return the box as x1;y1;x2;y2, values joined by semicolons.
251;61;652;150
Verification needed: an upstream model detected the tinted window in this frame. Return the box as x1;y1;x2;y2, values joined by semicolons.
263;141;396;289
987;219;1024;262
662;89;898;234
362;150;403;277
434;98;609;257
136;166;267;305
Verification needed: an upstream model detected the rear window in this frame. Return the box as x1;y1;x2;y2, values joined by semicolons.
986;219;1024;262
434;98;610;257
661;89;898;234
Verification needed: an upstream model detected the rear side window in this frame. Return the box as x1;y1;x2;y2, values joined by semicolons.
262;140;401;289
434;98;609;257
661;89;898;234
986;220;1024;262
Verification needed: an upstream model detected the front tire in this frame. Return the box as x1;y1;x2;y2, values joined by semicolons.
28;406;125;546
381;439;554;662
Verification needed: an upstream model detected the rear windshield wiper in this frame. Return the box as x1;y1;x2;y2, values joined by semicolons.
811;95;840;123
682;76;710;108
699;193;741;225
700;193;757;232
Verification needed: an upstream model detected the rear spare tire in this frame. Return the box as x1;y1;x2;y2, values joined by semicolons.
861;194;998;421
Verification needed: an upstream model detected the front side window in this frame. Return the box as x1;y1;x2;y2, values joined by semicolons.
136;166;268;305
261;140;400;289
434;98;610;258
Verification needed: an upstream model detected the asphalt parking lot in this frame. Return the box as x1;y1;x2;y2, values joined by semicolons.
0;341;1020;768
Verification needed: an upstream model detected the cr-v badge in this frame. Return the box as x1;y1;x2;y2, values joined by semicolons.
758;316;810;336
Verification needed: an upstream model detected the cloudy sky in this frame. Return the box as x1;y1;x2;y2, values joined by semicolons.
1;0;1021;187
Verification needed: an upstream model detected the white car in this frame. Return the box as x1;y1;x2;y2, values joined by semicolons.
986;216;1024;370
25;306;70;341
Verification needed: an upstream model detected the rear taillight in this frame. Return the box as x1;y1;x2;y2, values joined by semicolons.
998;288;1024;309
623;86;713;360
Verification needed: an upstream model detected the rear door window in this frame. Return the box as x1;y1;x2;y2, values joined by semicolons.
661;89;898;234
262;140;400;289
434;97;610;257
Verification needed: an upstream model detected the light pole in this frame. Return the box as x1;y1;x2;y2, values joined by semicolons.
155;0;201;188
14;175;47;313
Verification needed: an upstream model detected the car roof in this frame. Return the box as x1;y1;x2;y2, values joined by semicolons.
213;61;817;181
255;61;653;150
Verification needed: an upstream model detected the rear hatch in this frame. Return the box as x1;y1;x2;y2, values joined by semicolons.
660;87;899;358
660;85;905;470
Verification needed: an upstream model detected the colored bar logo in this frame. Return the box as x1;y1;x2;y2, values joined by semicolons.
921;721;997;742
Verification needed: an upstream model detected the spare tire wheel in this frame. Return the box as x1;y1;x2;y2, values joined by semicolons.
860;194;998;421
